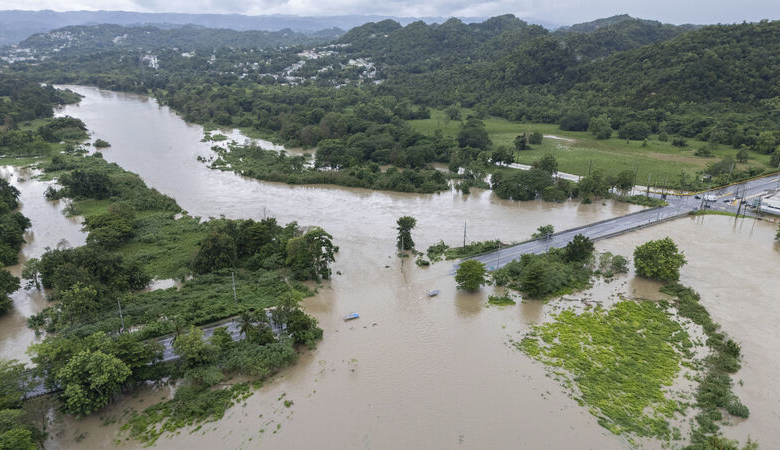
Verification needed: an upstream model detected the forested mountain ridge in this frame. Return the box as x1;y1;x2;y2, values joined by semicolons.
15;23;344;55
371;18;780;138
557;15;699;59
4;15;780;155
0;10;492;46
338;14;692;71
571;20;780;106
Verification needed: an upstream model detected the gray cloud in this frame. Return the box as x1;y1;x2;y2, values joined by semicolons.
4;0;779;25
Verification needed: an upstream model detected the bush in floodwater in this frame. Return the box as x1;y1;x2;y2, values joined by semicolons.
488;293;516;306
426;240;449;262
415;258;430;267
597;252;629;278
93;139;110;148
493;249;592;299
660;283;750;441
611;255;628;273
633;237;686;282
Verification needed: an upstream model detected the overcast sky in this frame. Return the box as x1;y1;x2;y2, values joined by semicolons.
3;0;780;26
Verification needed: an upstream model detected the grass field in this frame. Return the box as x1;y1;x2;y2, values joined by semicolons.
67;199;205;279
409;109;772;188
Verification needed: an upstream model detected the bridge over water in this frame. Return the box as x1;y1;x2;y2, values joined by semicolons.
464;172;780;271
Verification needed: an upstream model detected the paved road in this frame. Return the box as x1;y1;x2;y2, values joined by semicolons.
463;174;780;272
694;174;780;214
157;314;284;362
470;202;695;271
25;313;284;398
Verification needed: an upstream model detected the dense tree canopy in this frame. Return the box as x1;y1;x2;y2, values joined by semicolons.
455;260;487;291
633;238;687;282
57;349;132;416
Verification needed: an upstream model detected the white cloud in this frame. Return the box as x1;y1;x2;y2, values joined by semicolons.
3;0;779;25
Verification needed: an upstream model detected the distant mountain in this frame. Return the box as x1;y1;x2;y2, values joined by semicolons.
17;24;344;54
337;14;693;74
556;15;700;59
0;10;490;45
560;14;638;32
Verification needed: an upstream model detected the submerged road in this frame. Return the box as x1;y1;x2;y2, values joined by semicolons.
24;314;284;398
466;173;780;271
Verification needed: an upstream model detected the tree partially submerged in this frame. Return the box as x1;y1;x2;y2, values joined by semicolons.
396;216;417;250
57;350;131;416
633;237;687;282
455;259;487;291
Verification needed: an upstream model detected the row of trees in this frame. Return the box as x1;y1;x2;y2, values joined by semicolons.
490;153;639;203
213;142;450;194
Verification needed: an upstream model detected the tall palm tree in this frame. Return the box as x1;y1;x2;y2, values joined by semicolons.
238;310;256;343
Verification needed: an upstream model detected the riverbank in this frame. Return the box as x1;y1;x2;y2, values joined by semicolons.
32;85;776;449
0;134;333;445
0;165;86;362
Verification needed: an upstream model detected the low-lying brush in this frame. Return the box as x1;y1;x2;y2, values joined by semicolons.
660;284;750;444
426;239;502;262
517;301;691;440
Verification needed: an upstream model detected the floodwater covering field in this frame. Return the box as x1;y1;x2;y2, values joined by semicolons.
1;86;774;448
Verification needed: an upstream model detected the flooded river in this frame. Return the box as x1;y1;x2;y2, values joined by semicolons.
10;85;774;448
0;166;86;363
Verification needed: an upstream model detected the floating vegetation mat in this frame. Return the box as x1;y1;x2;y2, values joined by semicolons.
516;301;693;442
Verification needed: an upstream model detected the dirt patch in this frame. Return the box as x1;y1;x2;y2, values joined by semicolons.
544;134;576;143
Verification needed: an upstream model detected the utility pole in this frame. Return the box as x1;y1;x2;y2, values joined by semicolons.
775;158;780;191
727;160;735;184
117;299;126;334
700;180;711;210
633;165;639;194
497;244;501;269
736;183;748;218
588;159;593;176
232;271;238;303
735;192;743;218
646;173;651;198
463;220;467;247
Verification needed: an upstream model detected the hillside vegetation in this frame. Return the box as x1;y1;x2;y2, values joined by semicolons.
4;16;780;188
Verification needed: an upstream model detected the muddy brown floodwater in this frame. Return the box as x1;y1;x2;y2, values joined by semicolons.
0;166;86;363
597;214;780;446
23;85;777;449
